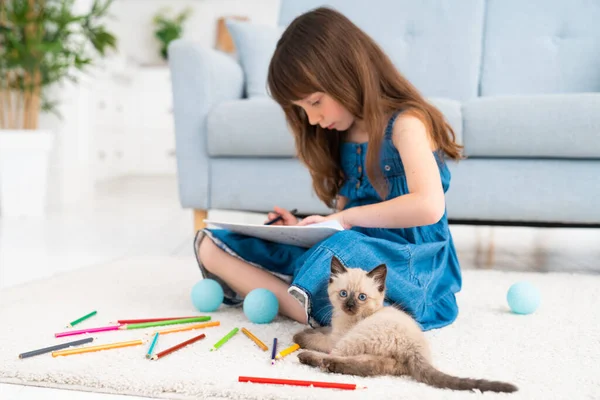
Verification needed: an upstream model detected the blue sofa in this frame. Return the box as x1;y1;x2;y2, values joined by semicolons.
168;0;600;228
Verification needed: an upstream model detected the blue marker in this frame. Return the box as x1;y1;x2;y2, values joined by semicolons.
146;332;160;359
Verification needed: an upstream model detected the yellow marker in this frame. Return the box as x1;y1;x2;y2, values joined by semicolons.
52;339;144;357
275;343;300;360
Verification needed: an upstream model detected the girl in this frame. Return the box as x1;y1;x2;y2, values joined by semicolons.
195;7;463;331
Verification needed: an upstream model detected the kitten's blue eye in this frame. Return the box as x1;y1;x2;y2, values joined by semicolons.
339;290;348;298
358;293;367;301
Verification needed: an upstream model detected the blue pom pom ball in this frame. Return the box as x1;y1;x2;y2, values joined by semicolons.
191;279;224;312
507;281;541;315
243;288;279;324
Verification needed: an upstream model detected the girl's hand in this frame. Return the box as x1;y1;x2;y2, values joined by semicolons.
296;211;352;230
265;206;298;226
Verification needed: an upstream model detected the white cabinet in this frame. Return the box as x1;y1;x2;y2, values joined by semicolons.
131;66;177;175
91;72;134;181
90;65;177;180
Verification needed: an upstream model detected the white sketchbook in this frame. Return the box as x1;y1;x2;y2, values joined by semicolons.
203;219;345;248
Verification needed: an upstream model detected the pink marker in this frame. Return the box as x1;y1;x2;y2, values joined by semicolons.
55;324;122;338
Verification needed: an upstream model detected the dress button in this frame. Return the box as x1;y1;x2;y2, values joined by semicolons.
355;181;360;189
357;166;362;174
356;146;362;155
384;165;391;171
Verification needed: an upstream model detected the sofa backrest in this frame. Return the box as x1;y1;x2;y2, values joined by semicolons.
480;0;600;96
278;0;600;100
278;0;485;102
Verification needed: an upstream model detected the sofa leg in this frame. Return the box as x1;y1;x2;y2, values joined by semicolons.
474;226;495;269
485;228;495;268
194;209;208;232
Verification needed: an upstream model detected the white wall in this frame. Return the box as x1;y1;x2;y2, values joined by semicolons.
107;0;281;66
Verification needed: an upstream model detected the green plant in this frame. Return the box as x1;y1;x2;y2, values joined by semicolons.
153;6;192;61
0;0;117;130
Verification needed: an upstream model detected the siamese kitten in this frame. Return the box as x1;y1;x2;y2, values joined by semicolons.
294;257;517;393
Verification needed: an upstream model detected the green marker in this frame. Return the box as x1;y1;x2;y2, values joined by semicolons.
67;311;97;328
210;328;239;351
120;316;211;330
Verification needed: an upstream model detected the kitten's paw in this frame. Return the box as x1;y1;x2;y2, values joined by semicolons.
322;358;344;374
293;330;313;349
297;351;323;367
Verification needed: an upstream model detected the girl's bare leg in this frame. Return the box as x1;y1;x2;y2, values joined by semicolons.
198;238;308;324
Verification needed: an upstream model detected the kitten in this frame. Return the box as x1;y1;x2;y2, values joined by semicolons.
293;256;518;393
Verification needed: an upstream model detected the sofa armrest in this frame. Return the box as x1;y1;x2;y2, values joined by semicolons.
168;40;244;209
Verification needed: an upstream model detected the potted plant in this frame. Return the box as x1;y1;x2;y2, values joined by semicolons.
0;0;117;217
153;6;192;61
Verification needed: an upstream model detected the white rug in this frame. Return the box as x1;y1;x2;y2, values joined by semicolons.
0;256;598;400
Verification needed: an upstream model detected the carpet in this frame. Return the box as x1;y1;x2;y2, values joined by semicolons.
0;256;598;400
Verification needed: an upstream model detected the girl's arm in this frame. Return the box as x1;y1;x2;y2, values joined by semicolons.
345;113;446;228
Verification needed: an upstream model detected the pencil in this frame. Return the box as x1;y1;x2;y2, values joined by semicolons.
146;333;159;359
241;327;268;351
119;316;211;330
153;321;220;335
52;339;144;357
116;316;198;324
151;333;206;360
66;311;97;328
55;324;121;338
238;376;366;390
271;338;278;365
275;343;300;360
265;209;298;225
210;327;239;351
19;337;94;359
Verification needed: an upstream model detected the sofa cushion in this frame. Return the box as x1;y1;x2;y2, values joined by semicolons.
445;158;600;224
207;97;463;157
277;0;485;102
226;20;284;98
463;93;600;158
207;97;294;157
480;0;600;96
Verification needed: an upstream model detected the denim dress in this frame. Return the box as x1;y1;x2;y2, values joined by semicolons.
194;112;462;331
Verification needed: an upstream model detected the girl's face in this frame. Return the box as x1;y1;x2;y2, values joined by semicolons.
293;92;355;131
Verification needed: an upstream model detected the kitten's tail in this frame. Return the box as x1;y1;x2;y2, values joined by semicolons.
405;351;518;393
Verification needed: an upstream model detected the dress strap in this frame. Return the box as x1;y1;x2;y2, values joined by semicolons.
384;111;402;138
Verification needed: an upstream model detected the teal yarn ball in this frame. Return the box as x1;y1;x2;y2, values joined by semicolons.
243;288;279;324
507;281;541;315
191;279;224;312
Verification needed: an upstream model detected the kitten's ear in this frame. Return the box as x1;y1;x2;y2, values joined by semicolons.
330;256;348;278
367;264;387;292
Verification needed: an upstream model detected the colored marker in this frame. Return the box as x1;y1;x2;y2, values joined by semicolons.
241;327;268;351
210;328;239;351
19;337;94;359
271;338;278;365
146;332;159;359
238;376;367;390
151;333;205;360
275;343;300;360
66;311;97;328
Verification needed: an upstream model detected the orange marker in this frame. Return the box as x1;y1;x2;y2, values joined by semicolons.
154;321;220;335
241;328;268;351
52;339;144;357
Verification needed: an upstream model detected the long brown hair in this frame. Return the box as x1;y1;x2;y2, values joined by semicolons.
267;7;463;208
